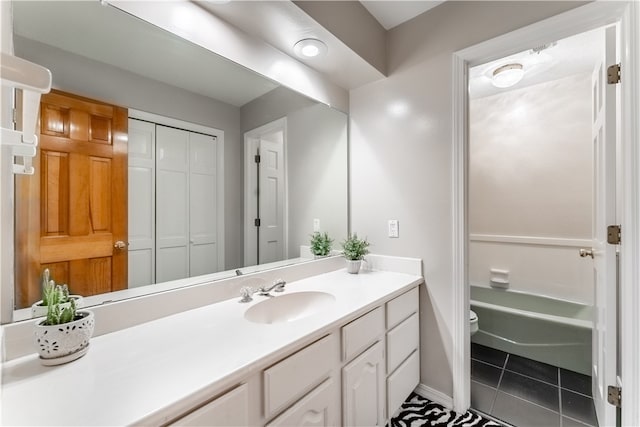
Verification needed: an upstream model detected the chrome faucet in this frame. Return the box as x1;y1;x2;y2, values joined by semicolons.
257;279;286;296
239;279;286;303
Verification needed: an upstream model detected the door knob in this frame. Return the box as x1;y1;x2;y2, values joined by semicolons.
114;240;127;250
579;248;594;258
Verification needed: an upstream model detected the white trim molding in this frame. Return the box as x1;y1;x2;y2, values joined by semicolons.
414;383;454;410
469;234;592;248
452;3;639;425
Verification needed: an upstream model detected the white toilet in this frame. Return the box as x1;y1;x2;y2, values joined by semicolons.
470;310;479;336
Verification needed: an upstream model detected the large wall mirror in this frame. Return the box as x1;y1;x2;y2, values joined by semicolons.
8;1;348;321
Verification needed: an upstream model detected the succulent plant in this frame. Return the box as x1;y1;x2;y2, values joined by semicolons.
310;231;333;256
341;233;370;261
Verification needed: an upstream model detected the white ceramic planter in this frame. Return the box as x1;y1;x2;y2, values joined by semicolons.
31;295;84;318
346;260;362;274
34;310;95;365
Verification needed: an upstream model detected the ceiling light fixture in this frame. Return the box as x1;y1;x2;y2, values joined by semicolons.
293;38;328;58
492;63;524;88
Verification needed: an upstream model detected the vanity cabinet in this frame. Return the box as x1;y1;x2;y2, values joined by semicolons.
170;285;420;427
171;383;249;426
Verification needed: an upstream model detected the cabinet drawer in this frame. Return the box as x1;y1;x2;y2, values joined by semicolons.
264;333;338;419
386;287;419;330
171;383;248;426
386;312;419;373
387;350;420;418
341;307;384;361
266;377;338;427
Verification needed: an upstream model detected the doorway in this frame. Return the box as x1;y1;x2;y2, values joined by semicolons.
244;118;288;266
451;2;639;426
466;28;605;426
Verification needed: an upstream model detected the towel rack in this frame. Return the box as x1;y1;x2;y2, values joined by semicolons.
1;52;52;175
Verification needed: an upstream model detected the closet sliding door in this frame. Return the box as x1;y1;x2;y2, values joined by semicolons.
156;125;190;283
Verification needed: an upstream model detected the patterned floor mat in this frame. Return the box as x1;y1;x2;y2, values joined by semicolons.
388;392;505;427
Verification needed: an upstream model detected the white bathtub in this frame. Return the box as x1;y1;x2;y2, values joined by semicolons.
470;285;592;375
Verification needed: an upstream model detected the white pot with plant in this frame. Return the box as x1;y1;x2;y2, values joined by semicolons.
33;281;94;366
310;231;333;258
341;233;370;274
31;269;84;318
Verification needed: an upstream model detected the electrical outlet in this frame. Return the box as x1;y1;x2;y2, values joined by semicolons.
313;218;320;232
388;220;399;238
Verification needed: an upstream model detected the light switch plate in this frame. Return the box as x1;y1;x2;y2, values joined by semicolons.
313;218;320;232
388;220;399;238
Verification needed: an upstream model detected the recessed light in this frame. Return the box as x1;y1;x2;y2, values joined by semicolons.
293;39;328;58
492;63;524;88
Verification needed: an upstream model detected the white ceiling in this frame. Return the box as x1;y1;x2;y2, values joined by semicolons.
360;1;445;30
469;26;604;99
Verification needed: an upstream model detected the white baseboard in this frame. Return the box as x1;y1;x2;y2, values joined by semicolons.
414;383;453;409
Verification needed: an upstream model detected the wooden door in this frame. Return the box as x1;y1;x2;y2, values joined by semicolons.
15;90;128;308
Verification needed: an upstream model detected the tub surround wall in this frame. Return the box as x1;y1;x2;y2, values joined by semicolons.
349;0;587;399
469;72;594;305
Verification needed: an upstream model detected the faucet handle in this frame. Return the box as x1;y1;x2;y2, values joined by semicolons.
239;286;254;303
273;278;286;292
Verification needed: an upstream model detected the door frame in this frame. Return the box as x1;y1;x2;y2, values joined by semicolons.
243;117;288;266
451;2;640;425
129;109;226;274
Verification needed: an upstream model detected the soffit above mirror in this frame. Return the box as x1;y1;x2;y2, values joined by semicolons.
197;0;386;90
12;0;278;107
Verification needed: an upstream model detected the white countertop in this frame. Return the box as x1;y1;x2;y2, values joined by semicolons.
1;268;422;426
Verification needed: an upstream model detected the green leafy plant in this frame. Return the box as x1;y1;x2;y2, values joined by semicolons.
39;269;76;325
310;231;333;256
341;233;370;261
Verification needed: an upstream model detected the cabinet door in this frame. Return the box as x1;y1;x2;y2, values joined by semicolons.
172;383;248;427
267;378;338;427
342;341;385;426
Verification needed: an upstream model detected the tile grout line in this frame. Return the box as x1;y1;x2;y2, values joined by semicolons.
489;353;508;415
558;368;564;427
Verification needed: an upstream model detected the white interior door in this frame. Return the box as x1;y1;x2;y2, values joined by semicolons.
258;132;285;264
244;118;287;266
156;125;190;282
127;119;156;287
189;132;218;276
591;25;617;427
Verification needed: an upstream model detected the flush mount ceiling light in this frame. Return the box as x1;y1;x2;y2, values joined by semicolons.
492;63;524;88
293;38;328;58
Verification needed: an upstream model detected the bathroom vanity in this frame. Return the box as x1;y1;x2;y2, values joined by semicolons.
1;265;422;426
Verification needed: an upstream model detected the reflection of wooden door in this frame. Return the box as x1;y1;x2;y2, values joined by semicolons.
15;90;127;308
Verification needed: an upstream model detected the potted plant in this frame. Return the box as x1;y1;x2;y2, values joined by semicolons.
33;281;94;366
341;233;370;274
310;231;333;258
31;269;83;318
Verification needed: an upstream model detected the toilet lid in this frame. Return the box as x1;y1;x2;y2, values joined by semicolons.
470;310;477;322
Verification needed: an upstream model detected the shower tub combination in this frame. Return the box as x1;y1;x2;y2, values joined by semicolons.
470;285;593;375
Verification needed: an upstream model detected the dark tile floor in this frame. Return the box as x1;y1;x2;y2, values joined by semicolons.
471;343;599;427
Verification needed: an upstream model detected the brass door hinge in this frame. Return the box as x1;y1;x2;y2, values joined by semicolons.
607;385;621;407
607;63;621;84
607;225;621;245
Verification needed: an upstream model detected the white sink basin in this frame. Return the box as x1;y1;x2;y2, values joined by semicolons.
244;291;336;324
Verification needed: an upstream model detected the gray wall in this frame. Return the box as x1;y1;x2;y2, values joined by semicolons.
349;0;586;398
14;36;245;270
241;87;349;257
